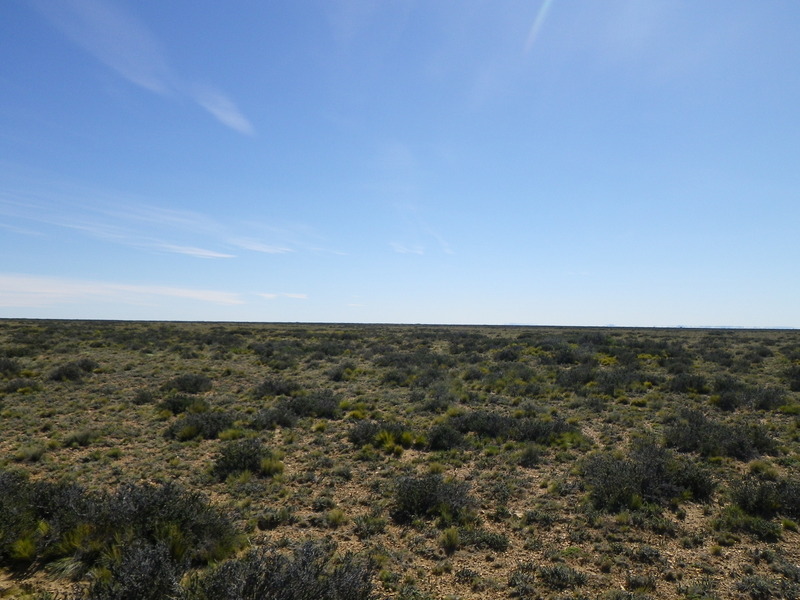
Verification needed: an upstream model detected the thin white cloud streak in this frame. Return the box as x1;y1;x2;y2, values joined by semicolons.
524;0;555;54
1;175;298;259
30;0;170;94
257;293;309;300
30;0;254;134
0;274;244;307
154;244;235;259
230;239;294;254
390;242;424;255
193;86;255;136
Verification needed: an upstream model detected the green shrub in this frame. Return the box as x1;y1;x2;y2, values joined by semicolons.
0;357;20;378
664;408;776;460
783;365;800;392
257;507;295;530
82;541;182;600
285;389;341;419
439;527;460;554
730;476;800;519
185;540;375;600
250;405;298;430
2;377;40;394
49;359;98;382
252;376;301;399
391;473;475;525
582;439;714;512
450;411;514;439
62;429;99;448
427;423;464;451
161;374;212;394
132;389;154;405
212;438;262;479
460;528;509;552
158;394;209;415
538;564;587;590
353;514;386;540
668;373;709;394
713;505;781;542
508;562;537;599
165;412;234;441
517;444;541;468
212;439;281;481
0;473;240;574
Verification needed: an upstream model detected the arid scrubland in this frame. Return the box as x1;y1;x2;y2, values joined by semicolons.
0;320;799;599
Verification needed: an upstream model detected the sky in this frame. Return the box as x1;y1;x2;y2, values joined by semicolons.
1;0;799;327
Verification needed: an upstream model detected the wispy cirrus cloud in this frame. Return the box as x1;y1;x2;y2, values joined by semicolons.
390;242;424;255
230;238;293;254
0;168;305;259
154;244;235;259
256;293;308;300
0;273;244;308
29;0;254;134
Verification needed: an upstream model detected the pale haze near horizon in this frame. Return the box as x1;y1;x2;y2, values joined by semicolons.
1;0;798;327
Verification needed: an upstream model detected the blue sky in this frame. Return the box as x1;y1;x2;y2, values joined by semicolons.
1;0;798;326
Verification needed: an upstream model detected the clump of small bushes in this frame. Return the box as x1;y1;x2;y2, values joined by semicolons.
391;473;475;526
161;373;212;394
165;411;235;441
212;438;284;481
184;540;376;600
0;357;21;378
349;421;416;454
158;394;210;415
508;562;587;595
447;410;578;446
0;471;241;580
48;358;98;382
581;438;714;512
664;408;776;460
252;376;302;399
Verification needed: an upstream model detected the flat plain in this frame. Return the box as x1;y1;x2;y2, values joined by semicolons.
0;319;798;599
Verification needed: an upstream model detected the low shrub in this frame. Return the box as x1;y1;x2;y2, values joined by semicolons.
730;476;800;519
460;528;509;552
285;389;341;419
664;408;776;460
49;359;98;382
212;439;282;481
165;412;234;441
426;423;465;451
252;376;301;399
250;405;298;430
0;357;20;378
439;527;460;554
582;439;714;512
158;394;209;415
82;540;182;600
0;473;240;575
62;429;99;448
391;473;475;526
713;505;781;542
1;378;39;394
450;411;514;439
161;374;212;394
668;373;709;394
538;564;587;590
257;507;295;530
185;540;375;600
353;514;386;540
